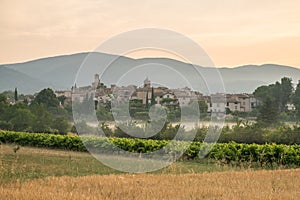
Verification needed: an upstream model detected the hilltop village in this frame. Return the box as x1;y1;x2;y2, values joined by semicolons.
55;74;260;114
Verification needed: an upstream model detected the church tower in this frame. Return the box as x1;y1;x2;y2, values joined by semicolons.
144;77;151;88
92;74;100;89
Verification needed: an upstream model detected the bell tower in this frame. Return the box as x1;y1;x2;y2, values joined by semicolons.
144;77;151;88
93;74;100;89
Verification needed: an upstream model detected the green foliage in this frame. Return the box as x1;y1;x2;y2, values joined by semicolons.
0;89;70;134
96;104;113;121
0;121;13;130
0;94;9;120
52;117;69;134
257;97;279;127
198;100;208;118
280;77;293;111
31;88;60;109
14;88;18;102
30;104;52;133
1;131;300;166
151;87;156;106
145;91;149;108
254;77;294;124
10;109;34;132
292;81;300;118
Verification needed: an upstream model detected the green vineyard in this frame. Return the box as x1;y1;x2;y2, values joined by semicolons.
1;131;300;166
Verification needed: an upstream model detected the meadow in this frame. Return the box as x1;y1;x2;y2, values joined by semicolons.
1;144;300;199
1;130;300;199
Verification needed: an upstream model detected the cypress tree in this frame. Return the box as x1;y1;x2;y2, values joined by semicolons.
151;87;155;105
145;91;149;109
14;88;18;102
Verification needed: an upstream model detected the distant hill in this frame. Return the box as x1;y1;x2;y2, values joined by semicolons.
0;66;49;94
1;52;300;94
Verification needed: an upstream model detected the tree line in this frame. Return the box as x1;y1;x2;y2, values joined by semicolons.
254;77;300;126
1;76;300;138
0;88;70;134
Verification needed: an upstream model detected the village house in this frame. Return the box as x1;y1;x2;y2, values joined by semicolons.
205;93;259;113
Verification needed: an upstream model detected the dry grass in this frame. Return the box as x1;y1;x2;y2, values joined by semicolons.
0;144;237;184
1;169;299;200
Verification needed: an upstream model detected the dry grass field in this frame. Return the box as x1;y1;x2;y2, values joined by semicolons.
1;144;299;199
1;169;299;200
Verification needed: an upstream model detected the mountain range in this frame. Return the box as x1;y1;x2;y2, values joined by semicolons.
1;52;300;94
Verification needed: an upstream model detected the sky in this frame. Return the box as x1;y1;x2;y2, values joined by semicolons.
1;0;300;68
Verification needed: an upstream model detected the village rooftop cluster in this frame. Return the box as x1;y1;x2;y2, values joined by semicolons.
55;74;262;114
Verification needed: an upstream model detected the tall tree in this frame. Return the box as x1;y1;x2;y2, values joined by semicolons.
280;77;293;112
198;100;208;118
145;91;149;108
151;87;156;106
292;80;300;118
14;88;18;102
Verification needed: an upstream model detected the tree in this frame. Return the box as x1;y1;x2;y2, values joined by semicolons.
30;104;52;133
292;81;300;118
198;100;208;118
2;102;28;122
257;97;279;127
10;109;34;131
254;85;271;102
96;105;113;121
52;117;69;134
280;77;293;112
0;94;8;120
14;88;18;102
32;88;59;109
151;87;156;105
145;91;149;109
270;82;281;110
254;77;293;113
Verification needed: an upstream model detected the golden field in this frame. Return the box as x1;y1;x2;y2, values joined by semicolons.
1;168;299;200
1;144;300;199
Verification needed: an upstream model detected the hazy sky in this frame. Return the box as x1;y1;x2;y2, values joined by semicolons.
1;0;300;67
